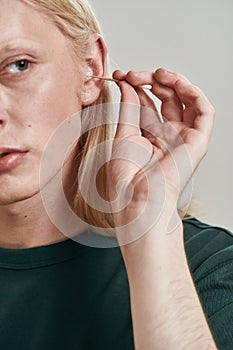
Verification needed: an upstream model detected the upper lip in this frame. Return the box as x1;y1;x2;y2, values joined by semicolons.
0;147;28;156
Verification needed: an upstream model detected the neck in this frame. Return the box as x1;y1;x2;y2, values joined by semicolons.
0;151;87;250
0;192;69;249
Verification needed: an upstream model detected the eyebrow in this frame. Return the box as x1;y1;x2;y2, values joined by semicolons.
0;39;40;57
0;39;26;51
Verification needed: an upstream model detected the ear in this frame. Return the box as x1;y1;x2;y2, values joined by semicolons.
82;33;108;106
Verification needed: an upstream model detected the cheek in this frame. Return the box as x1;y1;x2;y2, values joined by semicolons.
13;72;82;146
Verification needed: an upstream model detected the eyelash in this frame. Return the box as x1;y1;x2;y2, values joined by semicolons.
6;59;31;74
7;59;30;74
1;58;32;77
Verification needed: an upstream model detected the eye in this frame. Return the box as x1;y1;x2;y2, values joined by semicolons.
7;60;30;74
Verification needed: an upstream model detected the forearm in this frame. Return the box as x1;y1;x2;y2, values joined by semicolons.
120;211;217;350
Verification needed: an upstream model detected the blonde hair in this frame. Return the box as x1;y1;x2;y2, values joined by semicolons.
21;0;114;232
22;0;196;236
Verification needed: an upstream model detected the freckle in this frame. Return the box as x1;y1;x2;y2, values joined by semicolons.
27;124;32;128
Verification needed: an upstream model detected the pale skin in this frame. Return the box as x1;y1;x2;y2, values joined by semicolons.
0;0;217;349
0;0;104;248
110;70;217;349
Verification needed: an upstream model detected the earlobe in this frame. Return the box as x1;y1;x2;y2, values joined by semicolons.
82;33;108;106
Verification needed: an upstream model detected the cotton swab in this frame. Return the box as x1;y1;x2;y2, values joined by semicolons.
88;74;165;123
89;75;152;90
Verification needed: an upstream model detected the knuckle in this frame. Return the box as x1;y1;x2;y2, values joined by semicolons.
172;72;190;84
126;70;137;79
174;79;191;93
179;73;190;83
154;67;163;74
162;90;176;102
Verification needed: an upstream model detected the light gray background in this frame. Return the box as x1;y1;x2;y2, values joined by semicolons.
91;0;233;231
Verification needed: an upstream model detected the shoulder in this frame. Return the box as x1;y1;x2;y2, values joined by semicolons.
183;218;233;349
183;217;233;280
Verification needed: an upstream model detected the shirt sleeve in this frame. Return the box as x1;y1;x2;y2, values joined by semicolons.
183;218;233;350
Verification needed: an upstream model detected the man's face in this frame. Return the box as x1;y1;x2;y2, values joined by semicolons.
0;0;83;205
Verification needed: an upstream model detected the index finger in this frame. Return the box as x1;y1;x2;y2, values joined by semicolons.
113;70;141;139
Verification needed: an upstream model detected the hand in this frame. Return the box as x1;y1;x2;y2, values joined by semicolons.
108;68;215;244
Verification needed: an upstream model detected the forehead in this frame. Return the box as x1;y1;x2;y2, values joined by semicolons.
0;0;66;52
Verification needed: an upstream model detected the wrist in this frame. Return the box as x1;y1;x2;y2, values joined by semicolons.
119;208;183;269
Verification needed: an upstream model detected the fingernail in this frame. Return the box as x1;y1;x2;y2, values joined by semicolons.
163;69;173;74
156;68;172;75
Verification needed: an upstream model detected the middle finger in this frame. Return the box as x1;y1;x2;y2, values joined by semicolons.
124;71;184;122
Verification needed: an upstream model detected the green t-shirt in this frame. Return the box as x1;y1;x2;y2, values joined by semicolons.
0;218;232;349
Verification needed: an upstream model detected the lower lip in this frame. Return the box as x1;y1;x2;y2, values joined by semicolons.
0;152;28;172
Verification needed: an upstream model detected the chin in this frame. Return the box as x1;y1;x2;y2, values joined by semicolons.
0;179;40;207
